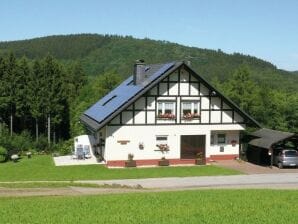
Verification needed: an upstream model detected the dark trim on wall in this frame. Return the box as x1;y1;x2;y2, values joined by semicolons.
178;68;181;95
154;96;157;124
209;92;211;123
132;103;135;124
108;122;246;127
124;109;155;112
175;96;178;123
188;72;191;95
145;96;148;124
220;98;223;123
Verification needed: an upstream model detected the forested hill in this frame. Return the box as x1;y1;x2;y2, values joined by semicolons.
0;34;297;92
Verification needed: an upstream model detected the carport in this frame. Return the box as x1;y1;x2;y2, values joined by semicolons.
248;128;298;168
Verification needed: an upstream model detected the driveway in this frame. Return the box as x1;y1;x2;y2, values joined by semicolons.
214;160;298;174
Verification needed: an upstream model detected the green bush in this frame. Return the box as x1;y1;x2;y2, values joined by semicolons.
0;146;7;162
33;135;50;152
0;129;33;152
57;139;73;155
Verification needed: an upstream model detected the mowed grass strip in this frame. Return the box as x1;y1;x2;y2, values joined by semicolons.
0;190;297;224
0;155;240;181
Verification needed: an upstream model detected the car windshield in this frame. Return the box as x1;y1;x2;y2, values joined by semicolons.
285;150;298;157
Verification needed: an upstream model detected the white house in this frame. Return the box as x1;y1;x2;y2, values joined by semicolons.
80;60;260;167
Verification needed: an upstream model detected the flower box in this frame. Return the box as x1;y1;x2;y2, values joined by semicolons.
158;113;176;119
125;160;136;167
195;158;206;165
182;113;200;120
158;159;169;166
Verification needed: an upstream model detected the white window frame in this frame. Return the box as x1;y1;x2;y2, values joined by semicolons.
156;135;168;145
157;101;176;117
181;101;200;118
210;132;227;145
217;133;226;144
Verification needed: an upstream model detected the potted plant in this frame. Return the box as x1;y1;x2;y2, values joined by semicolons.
158;156;169;166
231;140;237;147
125;153;136;167
195;152;206;165
156;144;170;153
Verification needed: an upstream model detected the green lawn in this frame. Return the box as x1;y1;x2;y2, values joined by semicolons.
0;155;240;181
0;189;297;224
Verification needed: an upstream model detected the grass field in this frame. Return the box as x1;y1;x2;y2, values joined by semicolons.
0;189;297;224
0;155;240;181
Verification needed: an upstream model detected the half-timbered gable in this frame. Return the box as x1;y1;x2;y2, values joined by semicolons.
109;65;245;126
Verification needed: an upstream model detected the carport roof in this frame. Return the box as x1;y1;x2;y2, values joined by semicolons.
249;128;297;149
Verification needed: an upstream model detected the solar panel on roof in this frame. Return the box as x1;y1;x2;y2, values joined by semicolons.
102;95;117;106
84;62;176;126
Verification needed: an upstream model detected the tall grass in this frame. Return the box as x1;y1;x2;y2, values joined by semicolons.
0;190;297;223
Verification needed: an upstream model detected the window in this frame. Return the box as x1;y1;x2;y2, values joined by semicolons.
157;101;175;119
181;101;200;119
217;134;226;144
156;136;168;143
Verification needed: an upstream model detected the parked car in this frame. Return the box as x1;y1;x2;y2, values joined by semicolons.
273;149;298;169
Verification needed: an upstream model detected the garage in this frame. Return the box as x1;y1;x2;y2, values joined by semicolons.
247;128;298;168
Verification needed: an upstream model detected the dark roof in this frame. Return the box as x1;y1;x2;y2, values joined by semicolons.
80;62;180;131
249;128;297;149
80;61;260;132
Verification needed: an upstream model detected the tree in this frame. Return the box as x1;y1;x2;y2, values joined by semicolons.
3;53;18;136
221;65;261;118
15;57;31;130
27;60;43;141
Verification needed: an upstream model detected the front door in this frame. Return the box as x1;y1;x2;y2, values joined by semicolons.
181;135;205;159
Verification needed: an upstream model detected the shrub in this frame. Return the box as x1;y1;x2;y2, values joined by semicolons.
34;135;50;152
57;139;73;155
0;146;8;162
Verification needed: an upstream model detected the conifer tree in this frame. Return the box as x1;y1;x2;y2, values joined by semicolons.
4;53;18;136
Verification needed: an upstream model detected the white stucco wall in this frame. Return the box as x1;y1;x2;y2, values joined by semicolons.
104;124;245;161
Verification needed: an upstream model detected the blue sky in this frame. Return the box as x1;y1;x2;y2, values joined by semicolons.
1;0;297;71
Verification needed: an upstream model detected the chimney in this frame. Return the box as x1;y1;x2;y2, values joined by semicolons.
133;59;145;85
